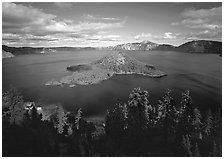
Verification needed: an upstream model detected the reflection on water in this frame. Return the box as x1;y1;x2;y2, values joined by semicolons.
3;50;222;119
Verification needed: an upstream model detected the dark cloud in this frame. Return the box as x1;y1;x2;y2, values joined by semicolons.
2;2;125;47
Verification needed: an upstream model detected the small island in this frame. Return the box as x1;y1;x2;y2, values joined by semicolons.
45;52;166;87
2;50;14;58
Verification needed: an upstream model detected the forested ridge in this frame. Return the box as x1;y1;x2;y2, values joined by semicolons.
2;86;221;156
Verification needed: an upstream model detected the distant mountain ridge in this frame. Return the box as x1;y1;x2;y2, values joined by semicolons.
103;40;222;54
176;40;222;53
2;45;96;56
2;40;222;56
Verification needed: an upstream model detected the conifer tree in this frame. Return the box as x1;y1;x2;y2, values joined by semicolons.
105;103;127;139
212;141;218;157
191;108;203;140
177;90;195;136
75;108;83;131
50;105;67;134
193;143;201;157
127;87;151;131
157;89;177;143
3;86;25;125
203;109;213;136
30;105;42;128
181;134;192;157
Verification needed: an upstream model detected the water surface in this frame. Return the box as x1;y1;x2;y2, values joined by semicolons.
3;50;222;119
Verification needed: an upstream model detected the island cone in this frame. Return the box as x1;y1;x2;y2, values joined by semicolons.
46;51;166;87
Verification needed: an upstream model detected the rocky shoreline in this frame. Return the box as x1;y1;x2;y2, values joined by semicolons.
45;70;166;87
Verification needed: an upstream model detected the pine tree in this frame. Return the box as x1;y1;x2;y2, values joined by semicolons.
3;86;25;125
177;90;195;136
192;108;202;140
105;103;127;139
193;143;201;157
203;109;213;136
212;141;218;157
157;89;177;143
180;90;192;111
75;108;83;131
30;105;42;128
181;134;192;157
50;105;67;134
127;87;152;130
57;105;67;134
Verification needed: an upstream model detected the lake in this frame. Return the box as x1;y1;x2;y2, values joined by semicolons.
2;50;222;120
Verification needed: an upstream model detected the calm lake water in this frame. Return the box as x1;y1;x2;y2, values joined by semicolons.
2;50;222;120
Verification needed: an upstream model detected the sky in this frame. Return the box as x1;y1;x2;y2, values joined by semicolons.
2;2;222;47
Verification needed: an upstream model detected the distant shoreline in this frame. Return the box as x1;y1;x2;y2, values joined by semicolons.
2;40;222;58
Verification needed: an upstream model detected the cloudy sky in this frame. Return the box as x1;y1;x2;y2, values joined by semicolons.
2;2;222;47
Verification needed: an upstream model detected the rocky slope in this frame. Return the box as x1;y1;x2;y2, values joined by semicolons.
103;40;221;54
46;52;166;87
176;40;222;54
153;44;176;51
2;50;14;58
105;41;159;51
92;51;163;76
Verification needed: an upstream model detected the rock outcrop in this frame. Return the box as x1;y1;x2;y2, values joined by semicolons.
104;41;159;51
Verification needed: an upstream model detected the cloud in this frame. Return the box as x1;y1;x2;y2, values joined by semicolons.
2;2;126;47
180;6;222;30
102;17;121;21
2;3;55;25
170;6;222;42
163;32;176;39
83;14;121;21
2;33;22;41
134;33;151;40
86;34;120;42
2;2;59;35
76;21;125;31
171;22;179;26
132;32;185;46
54;2;73;8
185;29;222;41
181;7;221;19
134;32;179;41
